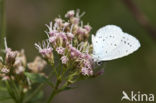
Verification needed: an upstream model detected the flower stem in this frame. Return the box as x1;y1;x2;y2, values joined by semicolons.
0;0;6;50
46;79;61;103
47;90;56;103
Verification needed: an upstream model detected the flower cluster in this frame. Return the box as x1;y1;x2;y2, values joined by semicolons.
0;39;30;91
35;10;93;76
0;10;104;103
28;56;47;73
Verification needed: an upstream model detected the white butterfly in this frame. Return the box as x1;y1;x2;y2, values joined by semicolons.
92;25;140;62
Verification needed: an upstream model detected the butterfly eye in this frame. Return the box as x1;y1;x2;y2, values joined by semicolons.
97;61;102;65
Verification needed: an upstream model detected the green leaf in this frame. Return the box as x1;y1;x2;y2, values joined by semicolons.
24;84;45;103
24;72;54;87
29;90;43;103
25;72;47;83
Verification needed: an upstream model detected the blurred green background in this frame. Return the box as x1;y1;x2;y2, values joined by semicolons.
2;0;156;103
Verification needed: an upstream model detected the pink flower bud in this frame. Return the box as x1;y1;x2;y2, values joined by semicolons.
49;36;57;43
5;48;17;65
77;27;86;35
69;45;81;57
81;67;93;76
70;52;75;57
63;22;70;28
49;30;58;36
35;41;53;59
61;56;68;64
65;10;75;18
1;67;10;73
56;47;65;55
55;18;63;26
58;32;67;41
67;32;74;39
71;17;80;24
82;53;92;61
40;48;52;55
84;25;92;32
83;60;91;69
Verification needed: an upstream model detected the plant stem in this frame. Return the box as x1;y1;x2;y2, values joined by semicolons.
46;79;61;103
0;0;6;50
47;90;56;103
5;81;18;103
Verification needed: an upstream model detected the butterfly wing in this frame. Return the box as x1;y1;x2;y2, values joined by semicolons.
99;32;140;61
92;25;123;61
92;25;141;61
96;25;123;37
